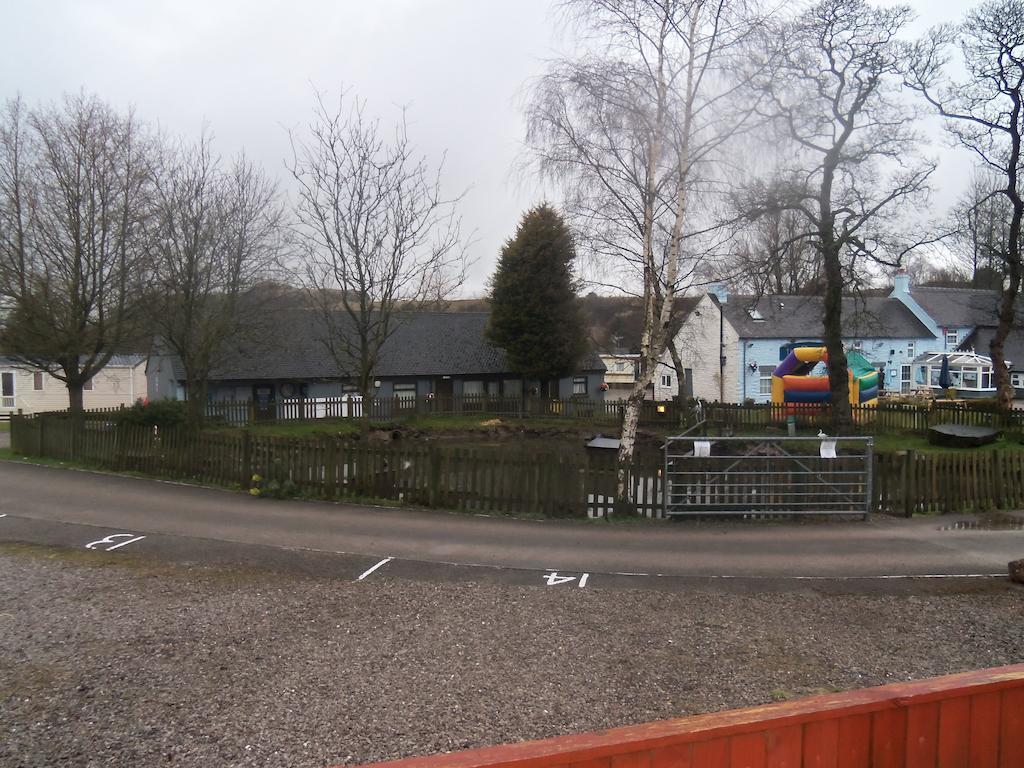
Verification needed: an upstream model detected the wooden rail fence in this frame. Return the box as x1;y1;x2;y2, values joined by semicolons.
350;663;1024;768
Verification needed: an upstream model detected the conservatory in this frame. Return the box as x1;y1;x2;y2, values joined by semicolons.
913;351;997;399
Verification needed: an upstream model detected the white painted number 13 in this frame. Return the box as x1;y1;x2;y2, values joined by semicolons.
85;533;145;552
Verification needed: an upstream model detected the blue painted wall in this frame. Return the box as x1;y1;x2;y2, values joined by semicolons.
734;335;945;403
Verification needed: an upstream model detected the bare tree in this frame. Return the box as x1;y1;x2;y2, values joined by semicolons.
949;165;1014;289
746;0;933;430
287;91;466;402
525;0;764;502
148;130;283;425
721;206;823;294
906;0;1024;408
0;93;153;412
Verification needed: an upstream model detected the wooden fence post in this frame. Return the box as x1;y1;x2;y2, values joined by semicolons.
241;430;252;487
903;450;915;518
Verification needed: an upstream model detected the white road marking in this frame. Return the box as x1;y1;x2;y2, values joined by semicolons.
357;557;393;581
0;513;7;518
543;571;577;586
578;573;589;588
104;536;145;551
85;533;145;552
671;573;1007;581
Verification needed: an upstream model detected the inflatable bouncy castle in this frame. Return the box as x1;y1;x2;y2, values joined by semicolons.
771;347;879;408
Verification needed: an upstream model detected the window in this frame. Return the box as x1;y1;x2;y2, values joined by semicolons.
572;376;588;395
907;341;915;358
929;367;941;386
393;382;416;396
487;380;500;397
982;371;992;389
946;330;958;347
33;371;43;391
462;380;484;396
615;361;626;372
1012;373;1024;389
852;340;863;350
660;374;672;388
1;371;13;408
962;368;979;389
759;366;774;396
83;378;93;391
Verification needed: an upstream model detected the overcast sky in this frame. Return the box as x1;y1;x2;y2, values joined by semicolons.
0;0;982;295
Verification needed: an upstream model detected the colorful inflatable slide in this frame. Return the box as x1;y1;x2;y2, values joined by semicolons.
771;347;879;407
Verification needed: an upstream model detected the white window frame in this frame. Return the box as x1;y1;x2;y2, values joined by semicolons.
945;330;958;347
907;341;915;358
1011;373;1024;389
33;371;44;391
393;381;416;400
572;376;588;396
1;370;14;408
660;374;672;388
758;366;774;396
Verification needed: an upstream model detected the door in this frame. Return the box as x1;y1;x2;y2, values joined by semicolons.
252;383;275;420
900;365;912;394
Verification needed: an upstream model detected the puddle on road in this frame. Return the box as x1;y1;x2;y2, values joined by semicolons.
938;516;1024;532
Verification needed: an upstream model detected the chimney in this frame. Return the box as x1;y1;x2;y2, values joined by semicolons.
892;268;910;296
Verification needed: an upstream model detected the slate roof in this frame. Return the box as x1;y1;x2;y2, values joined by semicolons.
581;294;702;354
719;294;932;339
958;327;1024;371
197;310;604;382
910;287;1001;328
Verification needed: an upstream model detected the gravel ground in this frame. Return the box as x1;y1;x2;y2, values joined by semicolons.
1;545;1022;768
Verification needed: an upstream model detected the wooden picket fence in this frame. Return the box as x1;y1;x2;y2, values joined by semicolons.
873;449;1024;516
350;664;1024;768
9;414;664;518
706;400;1024;434
207;395;682;428
12;413;1024;518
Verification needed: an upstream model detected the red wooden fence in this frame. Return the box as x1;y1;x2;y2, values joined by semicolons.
349;664;1024;768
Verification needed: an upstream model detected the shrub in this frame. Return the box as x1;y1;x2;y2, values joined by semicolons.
115;399;188;428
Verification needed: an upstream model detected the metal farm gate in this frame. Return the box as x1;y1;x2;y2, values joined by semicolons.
663;435;874;518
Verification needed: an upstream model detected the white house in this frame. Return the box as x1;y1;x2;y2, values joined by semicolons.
0;355;147;416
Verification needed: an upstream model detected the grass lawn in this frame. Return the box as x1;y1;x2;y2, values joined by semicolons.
869;432;1024;454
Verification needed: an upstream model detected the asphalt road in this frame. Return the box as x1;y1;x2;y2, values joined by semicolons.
0;459;1022;588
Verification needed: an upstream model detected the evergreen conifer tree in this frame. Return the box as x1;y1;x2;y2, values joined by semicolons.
486;205;588;392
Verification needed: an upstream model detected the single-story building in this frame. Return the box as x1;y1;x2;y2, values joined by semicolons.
0;354;147;416
147;310;607;405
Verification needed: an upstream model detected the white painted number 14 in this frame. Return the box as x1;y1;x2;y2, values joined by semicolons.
544;571;589;588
